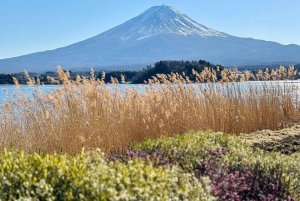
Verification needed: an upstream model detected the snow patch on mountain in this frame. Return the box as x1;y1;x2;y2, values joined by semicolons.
103;5;228;41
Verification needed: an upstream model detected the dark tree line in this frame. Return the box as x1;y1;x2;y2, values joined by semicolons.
130;60;225;83
95;59;224;84
0;74;14;84
2;61;221;84
96;71;136;83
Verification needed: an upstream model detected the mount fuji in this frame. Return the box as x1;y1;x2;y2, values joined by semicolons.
1;5;300;73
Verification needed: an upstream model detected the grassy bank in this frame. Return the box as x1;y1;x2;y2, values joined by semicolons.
0;66;300;155
1;66;300;200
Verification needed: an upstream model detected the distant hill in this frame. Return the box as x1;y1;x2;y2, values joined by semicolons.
97;59;224;84
1;5;300;73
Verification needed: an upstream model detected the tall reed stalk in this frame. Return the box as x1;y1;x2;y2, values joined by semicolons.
0;66;299;155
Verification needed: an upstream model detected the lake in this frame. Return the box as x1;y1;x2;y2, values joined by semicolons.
0;84;141;104
1;80;300;104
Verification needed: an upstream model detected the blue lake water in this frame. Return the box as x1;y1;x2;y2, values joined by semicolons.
0;84;141;104
1;81;300;104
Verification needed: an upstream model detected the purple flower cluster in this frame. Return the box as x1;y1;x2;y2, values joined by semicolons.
197;148;299;200
194;148;250;200
109;147;298;200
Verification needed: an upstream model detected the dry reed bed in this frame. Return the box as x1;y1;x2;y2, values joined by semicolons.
0;66;300;155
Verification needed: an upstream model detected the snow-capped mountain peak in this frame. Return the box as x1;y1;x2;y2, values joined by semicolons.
103;5;228;41
1;4;299;74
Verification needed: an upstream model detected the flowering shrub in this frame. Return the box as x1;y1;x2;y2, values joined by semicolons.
132;131;300;200
0;148;215;200
1;131;300;200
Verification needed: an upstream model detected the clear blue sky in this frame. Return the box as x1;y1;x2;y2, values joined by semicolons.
1;0;299;59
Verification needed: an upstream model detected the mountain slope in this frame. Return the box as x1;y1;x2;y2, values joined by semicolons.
0;5;300;73
101;5;228;40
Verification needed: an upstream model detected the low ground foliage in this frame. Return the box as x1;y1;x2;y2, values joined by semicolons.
0;148;213;200
113;131;300;200
1;131;300;200
243;125;300;155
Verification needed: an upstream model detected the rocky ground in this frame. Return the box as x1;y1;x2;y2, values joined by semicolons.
242;125;300;154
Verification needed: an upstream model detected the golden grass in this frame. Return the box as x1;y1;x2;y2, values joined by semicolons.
0;66;300;155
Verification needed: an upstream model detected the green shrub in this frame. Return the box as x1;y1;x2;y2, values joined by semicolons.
0;148;215;200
